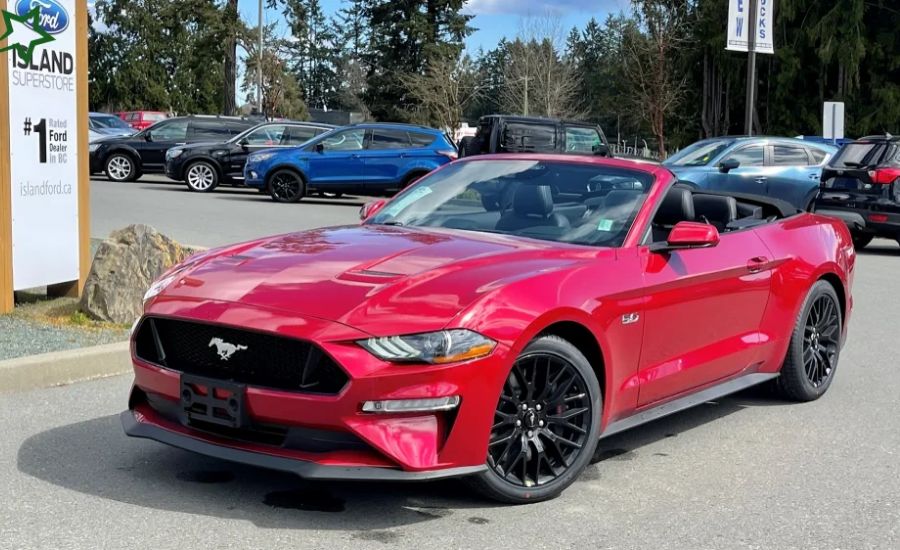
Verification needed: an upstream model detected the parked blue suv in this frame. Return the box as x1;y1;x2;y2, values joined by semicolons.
664;136;837;210
244;123;458;202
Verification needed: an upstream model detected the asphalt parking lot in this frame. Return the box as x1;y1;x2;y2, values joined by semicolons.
90;175;362;247
3;178;899;549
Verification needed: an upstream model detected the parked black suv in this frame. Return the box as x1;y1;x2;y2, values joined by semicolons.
815;134;900;249
89;116;256;182
165;121;334;192
458;115;610;157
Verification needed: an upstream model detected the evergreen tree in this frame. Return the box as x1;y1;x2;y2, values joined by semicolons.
363;0;473;122
89;0;228;114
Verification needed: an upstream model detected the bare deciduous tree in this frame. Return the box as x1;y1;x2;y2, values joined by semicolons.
623;1;691;158
501;16;585;120
408;54;482;135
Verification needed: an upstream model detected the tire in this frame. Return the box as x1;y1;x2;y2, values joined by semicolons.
773;280;842;402
467;335;602;504
463;136;483;157
268;169;305;203
458;136;474;157
852;233;873;250
105;153;138;182
184;161;219;193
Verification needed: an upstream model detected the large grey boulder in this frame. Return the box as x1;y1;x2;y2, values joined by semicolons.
80;225;191;324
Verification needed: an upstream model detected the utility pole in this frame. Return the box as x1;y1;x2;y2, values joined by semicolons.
257;0;263;117
744;0;758;136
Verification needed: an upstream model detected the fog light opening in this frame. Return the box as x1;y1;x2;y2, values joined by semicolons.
362;396;460;413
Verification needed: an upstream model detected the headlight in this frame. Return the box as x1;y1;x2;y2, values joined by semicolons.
166;148;184;160
142;273;179;305
89;143;100;153
250;152;275;163
142;257;202;305
358;329;496;364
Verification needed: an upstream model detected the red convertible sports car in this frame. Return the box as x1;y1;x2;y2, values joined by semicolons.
123;154;855;503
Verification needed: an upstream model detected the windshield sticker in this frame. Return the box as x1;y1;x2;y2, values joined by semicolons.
596;218;614;231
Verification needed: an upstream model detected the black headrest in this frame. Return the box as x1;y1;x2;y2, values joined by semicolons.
655;187;695;226
513;184;555;217
693;194;738;225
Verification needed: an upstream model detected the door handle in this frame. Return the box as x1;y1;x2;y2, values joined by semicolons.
746;256;769;273
754;176;767;184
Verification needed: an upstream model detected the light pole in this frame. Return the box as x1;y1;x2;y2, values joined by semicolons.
744;0;758;136
257;0;263;117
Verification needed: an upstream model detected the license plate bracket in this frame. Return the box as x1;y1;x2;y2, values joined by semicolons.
180;374;247;429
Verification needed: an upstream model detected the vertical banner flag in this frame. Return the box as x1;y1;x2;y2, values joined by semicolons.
6;0;80;289
726;0;775;54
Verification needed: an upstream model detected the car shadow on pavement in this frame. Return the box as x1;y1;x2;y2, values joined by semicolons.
856;245;900;256
16;414;500;532
16;389;791;531
590;387;791;464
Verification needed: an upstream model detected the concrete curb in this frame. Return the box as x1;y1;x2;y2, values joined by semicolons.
0;341;131;392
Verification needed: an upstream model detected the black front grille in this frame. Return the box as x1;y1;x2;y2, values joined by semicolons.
135;317;348;394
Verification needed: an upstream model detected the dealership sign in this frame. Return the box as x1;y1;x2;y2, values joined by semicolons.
14;0;70;34
726;0;775;54
1;0;87;306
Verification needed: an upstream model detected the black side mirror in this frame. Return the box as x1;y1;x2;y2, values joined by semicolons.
593;144;611;157
719;158;740;173
238;137;249;149
315;143;325;154
143;131;153;142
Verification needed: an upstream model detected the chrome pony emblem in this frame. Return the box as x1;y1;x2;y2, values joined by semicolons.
208;337;247;361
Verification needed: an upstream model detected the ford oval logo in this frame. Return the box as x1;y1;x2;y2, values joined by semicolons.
14;0;70;35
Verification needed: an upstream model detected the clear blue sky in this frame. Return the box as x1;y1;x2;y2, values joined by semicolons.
237;0;631;52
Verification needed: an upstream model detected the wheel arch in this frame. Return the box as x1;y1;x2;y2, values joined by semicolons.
265;164;307;184
818;272;846;322
184;156;223;180
400;166;432;184
535;320;607;398
105;146;141;166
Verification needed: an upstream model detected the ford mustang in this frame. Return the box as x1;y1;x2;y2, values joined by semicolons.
122;154;855;503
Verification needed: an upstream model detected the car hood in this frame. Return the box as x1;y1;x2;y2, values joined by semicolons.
154;225;595;335
665;165;709;184
96;128;135;137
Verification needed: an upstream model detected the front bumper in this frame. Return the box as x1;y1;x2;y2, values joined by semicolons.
89;151;103;173
164;157;186;181
123;304;510;479
121;409;485;481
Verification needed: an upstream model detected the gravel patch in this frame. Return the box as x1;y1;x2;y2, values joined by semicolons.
0;316;128;362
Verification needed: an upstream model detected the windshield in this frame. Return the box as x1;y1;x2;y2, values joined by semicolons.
92;115;132;129
665;139;734;167
367;160;655;248
229;123;266;143
830;142;891;168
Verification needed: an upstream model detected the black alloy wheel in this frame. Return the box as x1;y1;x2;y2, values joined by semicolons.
269;169;305;203
774;280;842;401
469;335;601;503
802;293;841;388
